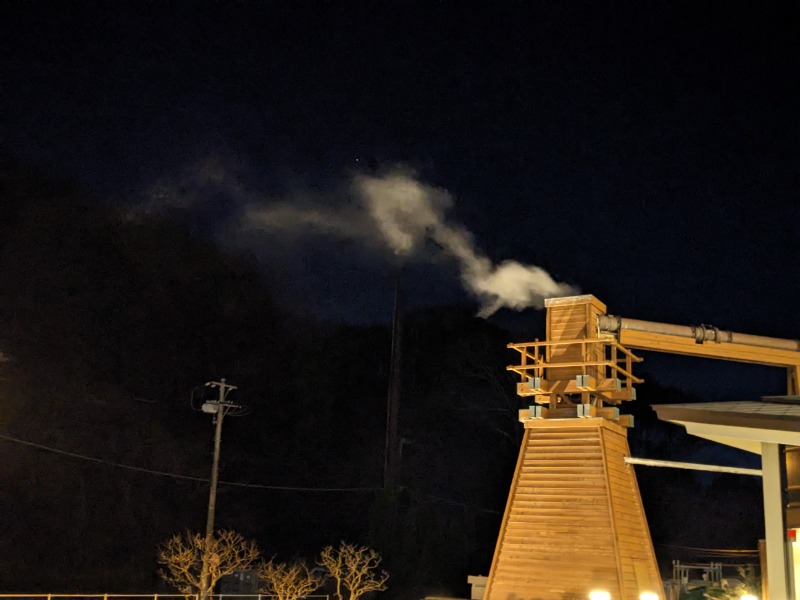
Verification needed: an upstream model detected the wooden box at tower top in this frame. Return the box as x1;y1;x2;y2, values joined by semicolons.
545;295;607;384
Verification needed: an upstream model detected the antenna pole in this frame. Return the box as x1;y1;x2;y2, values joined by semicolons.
384;267;404;489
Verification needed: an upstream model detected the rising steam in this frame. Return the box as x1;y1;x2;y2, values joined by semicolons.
245;169;576;317
352;172;576;316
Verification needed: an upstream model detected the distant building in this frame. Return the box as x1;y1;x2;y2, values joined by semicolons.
219;568;259;594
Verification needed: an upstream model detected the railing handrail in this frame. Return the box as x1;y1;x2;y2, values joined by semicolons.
0;595;330;600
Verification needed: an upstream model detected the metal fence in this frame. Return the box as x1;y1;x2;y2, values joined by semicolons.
0;595;330;600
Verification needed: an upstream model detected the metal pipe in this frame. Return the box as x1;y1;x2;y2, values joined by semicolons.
624;456;762;476
598;315;800;352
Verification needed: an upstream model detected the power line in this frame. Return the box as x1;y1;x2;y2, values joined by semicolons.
1;432;504;515
0;432;380;493
417;492;502;515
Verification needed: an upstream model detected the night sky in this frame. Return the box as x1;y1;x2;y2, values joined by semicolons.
3;3;800;594
3;5;799;397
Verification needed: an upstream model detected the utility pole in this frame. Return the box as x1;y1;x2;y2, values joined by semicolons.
199;378;238;600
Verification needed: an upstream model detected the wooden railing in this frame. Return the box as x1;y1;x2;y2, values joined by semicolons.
0;595;330;600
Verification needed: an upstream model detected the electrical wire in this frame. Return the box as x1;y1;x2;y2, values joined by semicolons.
1;433;508;516
0;432;380;493
416;492;502;515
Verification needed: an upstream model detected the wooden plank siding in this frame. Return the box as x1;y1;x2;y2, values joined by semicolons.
546;297;607;384
483;418;661;600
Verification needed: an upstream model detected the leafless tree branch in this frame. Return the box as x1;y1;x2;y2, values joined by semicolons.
318;541;389;600
157;530;260;596
257;558;326;600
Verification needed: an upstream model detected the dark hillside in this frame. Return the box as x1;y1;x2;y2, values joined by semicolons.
0;157;765;598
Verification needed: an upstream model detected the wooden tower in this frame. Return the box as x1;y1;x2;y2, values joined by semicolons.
483;295;661;600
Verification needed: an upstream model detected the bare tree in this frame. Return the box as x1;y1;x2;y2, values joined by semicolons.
318;541;389;600
157;530;260;597
257;558;326;600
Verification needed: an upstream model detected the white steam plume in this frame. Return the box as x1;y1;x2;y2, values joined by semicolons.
243;201;370;241
134;159;577;316
352;172;576;317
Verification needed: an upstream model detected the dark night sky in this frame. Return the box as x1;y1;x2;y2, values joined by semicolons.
2;2;799;399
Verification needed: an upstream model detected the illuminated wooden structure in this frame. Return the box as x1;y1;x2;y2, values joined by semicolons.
485;294;800;600
484;295;659;600
510;295;642;413
597;306;800;600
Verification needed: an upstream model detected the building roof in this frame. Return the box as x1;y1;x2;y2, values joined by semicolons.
653;399;800;454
